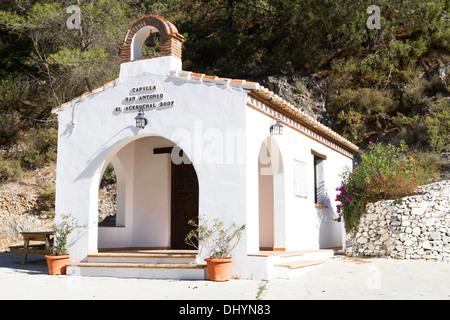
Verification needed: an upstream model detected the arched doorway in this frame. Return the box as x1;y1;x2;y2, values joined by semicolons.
97;135;199;250
258;137;285;250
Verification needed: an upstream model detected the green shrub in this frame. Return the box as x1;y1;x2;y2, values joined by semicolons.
20;127;57;169
37;182;55;215
0;78;27;112
0;157;23;183
335;141;421;232
425;99;450;152
392;113;428;148
0;113;20;146
410;151;446;183
400;83;432;115
328;88;396;144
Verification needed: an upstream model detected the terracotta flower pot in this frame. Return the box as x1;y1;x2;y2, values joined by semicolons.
45;254;71;275
205;258;233;281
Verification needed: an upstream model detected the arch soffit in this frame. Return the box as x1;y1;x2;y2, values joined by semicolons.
95;134;197;184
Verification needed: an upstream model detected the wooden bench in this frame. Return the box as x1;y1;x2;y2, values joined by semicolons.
9;231;54;264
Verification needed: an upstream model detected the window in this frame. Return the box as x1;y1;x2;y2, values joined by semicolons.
312;150;327;207
294;160;307;198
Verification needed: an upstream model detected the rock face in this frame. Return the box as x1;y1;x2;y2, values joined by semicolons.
257;74;329;123
98;183;117;227
346;180;450;262
0;166;55;251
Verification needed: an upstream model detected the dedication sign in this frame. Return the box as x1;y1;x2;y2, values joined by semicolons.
114;85;175;112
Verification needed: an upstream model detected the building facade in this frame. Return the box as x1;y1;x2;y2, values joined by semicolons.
52;15;359;280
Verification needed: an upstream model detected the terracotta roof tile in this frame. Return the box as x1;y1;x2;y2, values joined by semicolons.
52;69;359;154
169;69;359;153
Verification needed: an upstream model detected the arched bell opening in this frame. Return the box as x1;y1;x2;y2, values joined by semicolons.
119;14;184;64
132;26;162;60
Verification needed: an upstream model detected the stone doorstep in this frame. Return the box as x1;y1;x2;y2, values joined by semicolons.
67;250;206;278
66;262;206;269
87;252;198;259
66;262;208;280
274;260;324;270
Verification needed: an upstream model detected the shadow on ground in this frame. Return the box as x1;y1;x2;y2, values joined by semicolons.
0;251;48;275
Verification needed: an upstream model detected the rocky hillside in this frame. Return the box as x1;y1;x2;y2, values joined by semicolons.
257;74;330;123
0;162;117;252
0;164;55;251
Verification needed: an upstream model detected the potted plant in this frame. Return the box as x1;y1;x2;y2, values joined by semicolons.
45;214;85;275
185;215;245;281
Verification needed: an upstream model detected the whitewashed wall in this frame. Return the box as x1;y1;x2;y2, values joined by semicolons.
55;56;353;279
55;58;248;262
244;103;352;252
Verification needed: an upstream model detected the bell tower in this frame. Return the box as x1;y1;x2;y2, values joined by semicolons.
118;15;184;79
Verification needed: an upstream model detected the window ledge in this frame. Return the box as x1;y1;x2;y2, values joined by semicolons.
315;203;328;209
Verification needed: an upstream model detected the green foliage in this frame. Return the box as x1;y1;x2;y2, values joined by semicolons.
425;99;450;152
185;215;245;259
50;214;85;256
38;182;56;215
328;0;449;87
328;88;396;143
0;157;23;183
410;151;446;183
47;47;108;68
0;78;26;112
0;113;20;146
0;27;33;78
0;0;447;169
0;0;139;124
400;83;433;115
360;141;413;181
20;127;57;169
335;142;421;232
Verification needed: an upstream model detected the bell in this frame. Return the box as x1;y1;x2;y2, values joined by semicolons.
144;32;157;48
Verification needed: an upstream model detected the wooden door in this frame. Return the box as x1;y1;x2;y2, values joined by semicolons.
171;162;199;249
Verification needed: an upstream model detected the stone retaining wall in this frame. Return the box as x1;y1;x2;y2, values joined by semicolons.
346;180;450;262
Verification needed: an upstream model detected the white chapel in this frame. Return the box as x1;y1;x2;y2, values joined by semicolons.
52;15;359;280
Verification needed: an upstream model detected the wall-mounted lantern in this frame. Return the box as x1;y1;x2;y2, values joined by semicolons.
135;107;148;129
270;119;284;136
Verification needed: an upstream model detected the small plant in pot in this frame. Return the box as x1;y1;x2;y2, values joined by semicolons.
45;214;85;275
185;215;245;281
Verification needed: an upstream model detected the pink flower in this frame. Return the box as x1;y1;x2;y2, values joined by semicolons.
369;141;373;144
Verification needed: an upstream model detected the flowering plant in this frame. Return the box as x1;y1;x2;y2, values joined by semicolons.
334;141;420;232
334;171;366;231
